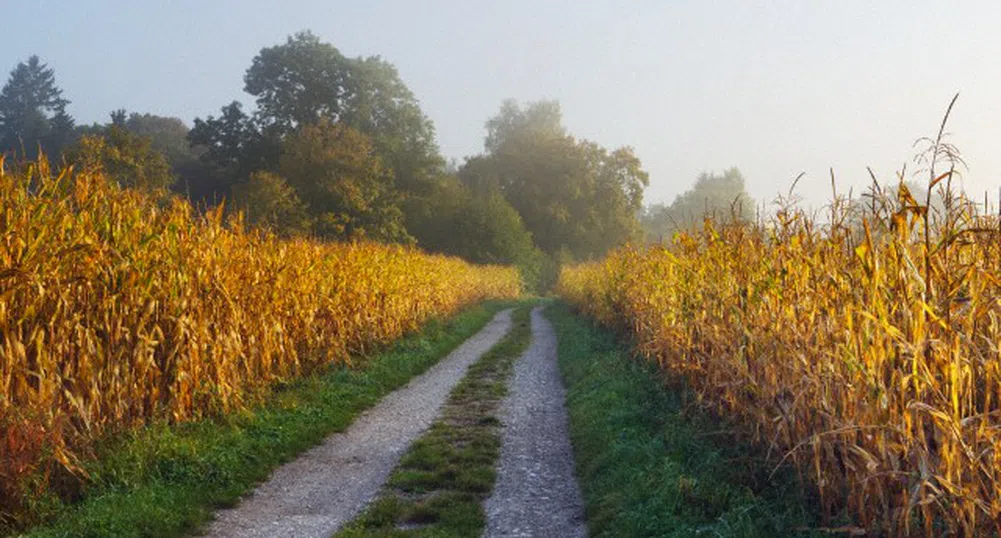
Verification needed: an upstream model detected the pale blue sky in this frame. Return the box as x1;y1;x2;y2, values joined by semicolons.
4;1;1000;207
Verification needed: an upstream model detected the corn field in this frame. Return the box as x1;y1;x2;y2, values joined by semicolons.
560;168;1001;535
0;158;520;524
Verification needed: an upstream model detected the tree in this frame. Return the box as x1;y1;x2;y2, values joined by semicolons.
461;99;648;260
577;142;649;255
340;54;444;196
122;112;199;169
189;31;445;225
641;167;753;241
65;121;175;192
0;55;75;158
188;101;278;202
277;120;408;242
408;176;535;264
244;31;443;196
406;175;547;291
232;170;311;236
189;101;277;180
483;99;563;154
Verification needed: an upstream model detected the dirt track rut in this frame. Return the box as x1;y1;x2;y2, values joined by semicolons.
483;307;587;538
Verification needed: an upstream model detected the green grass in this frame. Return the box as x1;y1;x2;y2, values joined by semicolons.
13;301;514;538
335;304;535;538
546;302;825;538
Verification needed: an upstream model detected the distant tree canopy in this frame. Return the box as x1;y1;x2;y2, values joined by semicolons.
278;120;409;242
460;99;648;260
406;175;536;266
223;120;412;243
188;40;651;267
0;55;75;159
244;34;442;191
64;116;175;192
188;31;447;242
187;101;277;201
1;36;656;292
191;31;442;200
641;167;753;242
119;112;199;169
232;170;311;236
483;99;563;154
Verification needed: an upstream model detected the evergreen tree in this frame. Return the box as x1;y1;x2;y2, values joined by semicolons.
0;55;74;158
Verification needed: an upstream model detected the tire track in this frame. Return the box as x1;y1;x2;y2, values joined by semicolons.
483;307;587;538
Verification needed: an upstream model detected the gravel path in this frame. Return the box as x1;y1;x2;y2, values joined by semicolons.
483;307;587;538
203;309;514;538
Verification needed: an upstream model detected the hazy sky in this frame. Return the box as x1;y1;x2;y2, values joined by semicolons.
4;1;1000;208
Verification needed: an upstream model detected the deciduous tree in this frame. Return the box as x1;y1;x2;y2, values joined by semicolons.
65;121;175;191
189;31;445;233
232;170;311;236
121;112;199;169
278;120;408;242
241;31;443;195
641;167;753;241
462;99;648;260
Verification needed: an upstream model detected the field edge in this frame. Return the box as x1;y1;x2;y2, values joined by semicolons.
546;301;825;538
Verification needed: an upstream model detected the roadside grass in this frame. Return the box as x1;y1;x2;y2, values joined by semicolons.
546;302;826;538
335;304;534;538
15;301;514;538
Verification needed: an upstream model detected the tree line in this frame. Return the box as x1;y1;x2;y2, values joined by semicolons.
1;31;757;290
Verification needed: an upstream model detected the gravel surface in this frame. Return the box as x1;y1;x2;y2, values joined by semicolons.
483;307;587;538
202;309;513;538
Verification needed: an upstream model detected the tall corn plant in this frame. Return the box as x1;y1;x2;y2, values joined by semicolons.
559;98;1001;536
0;157;521;527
